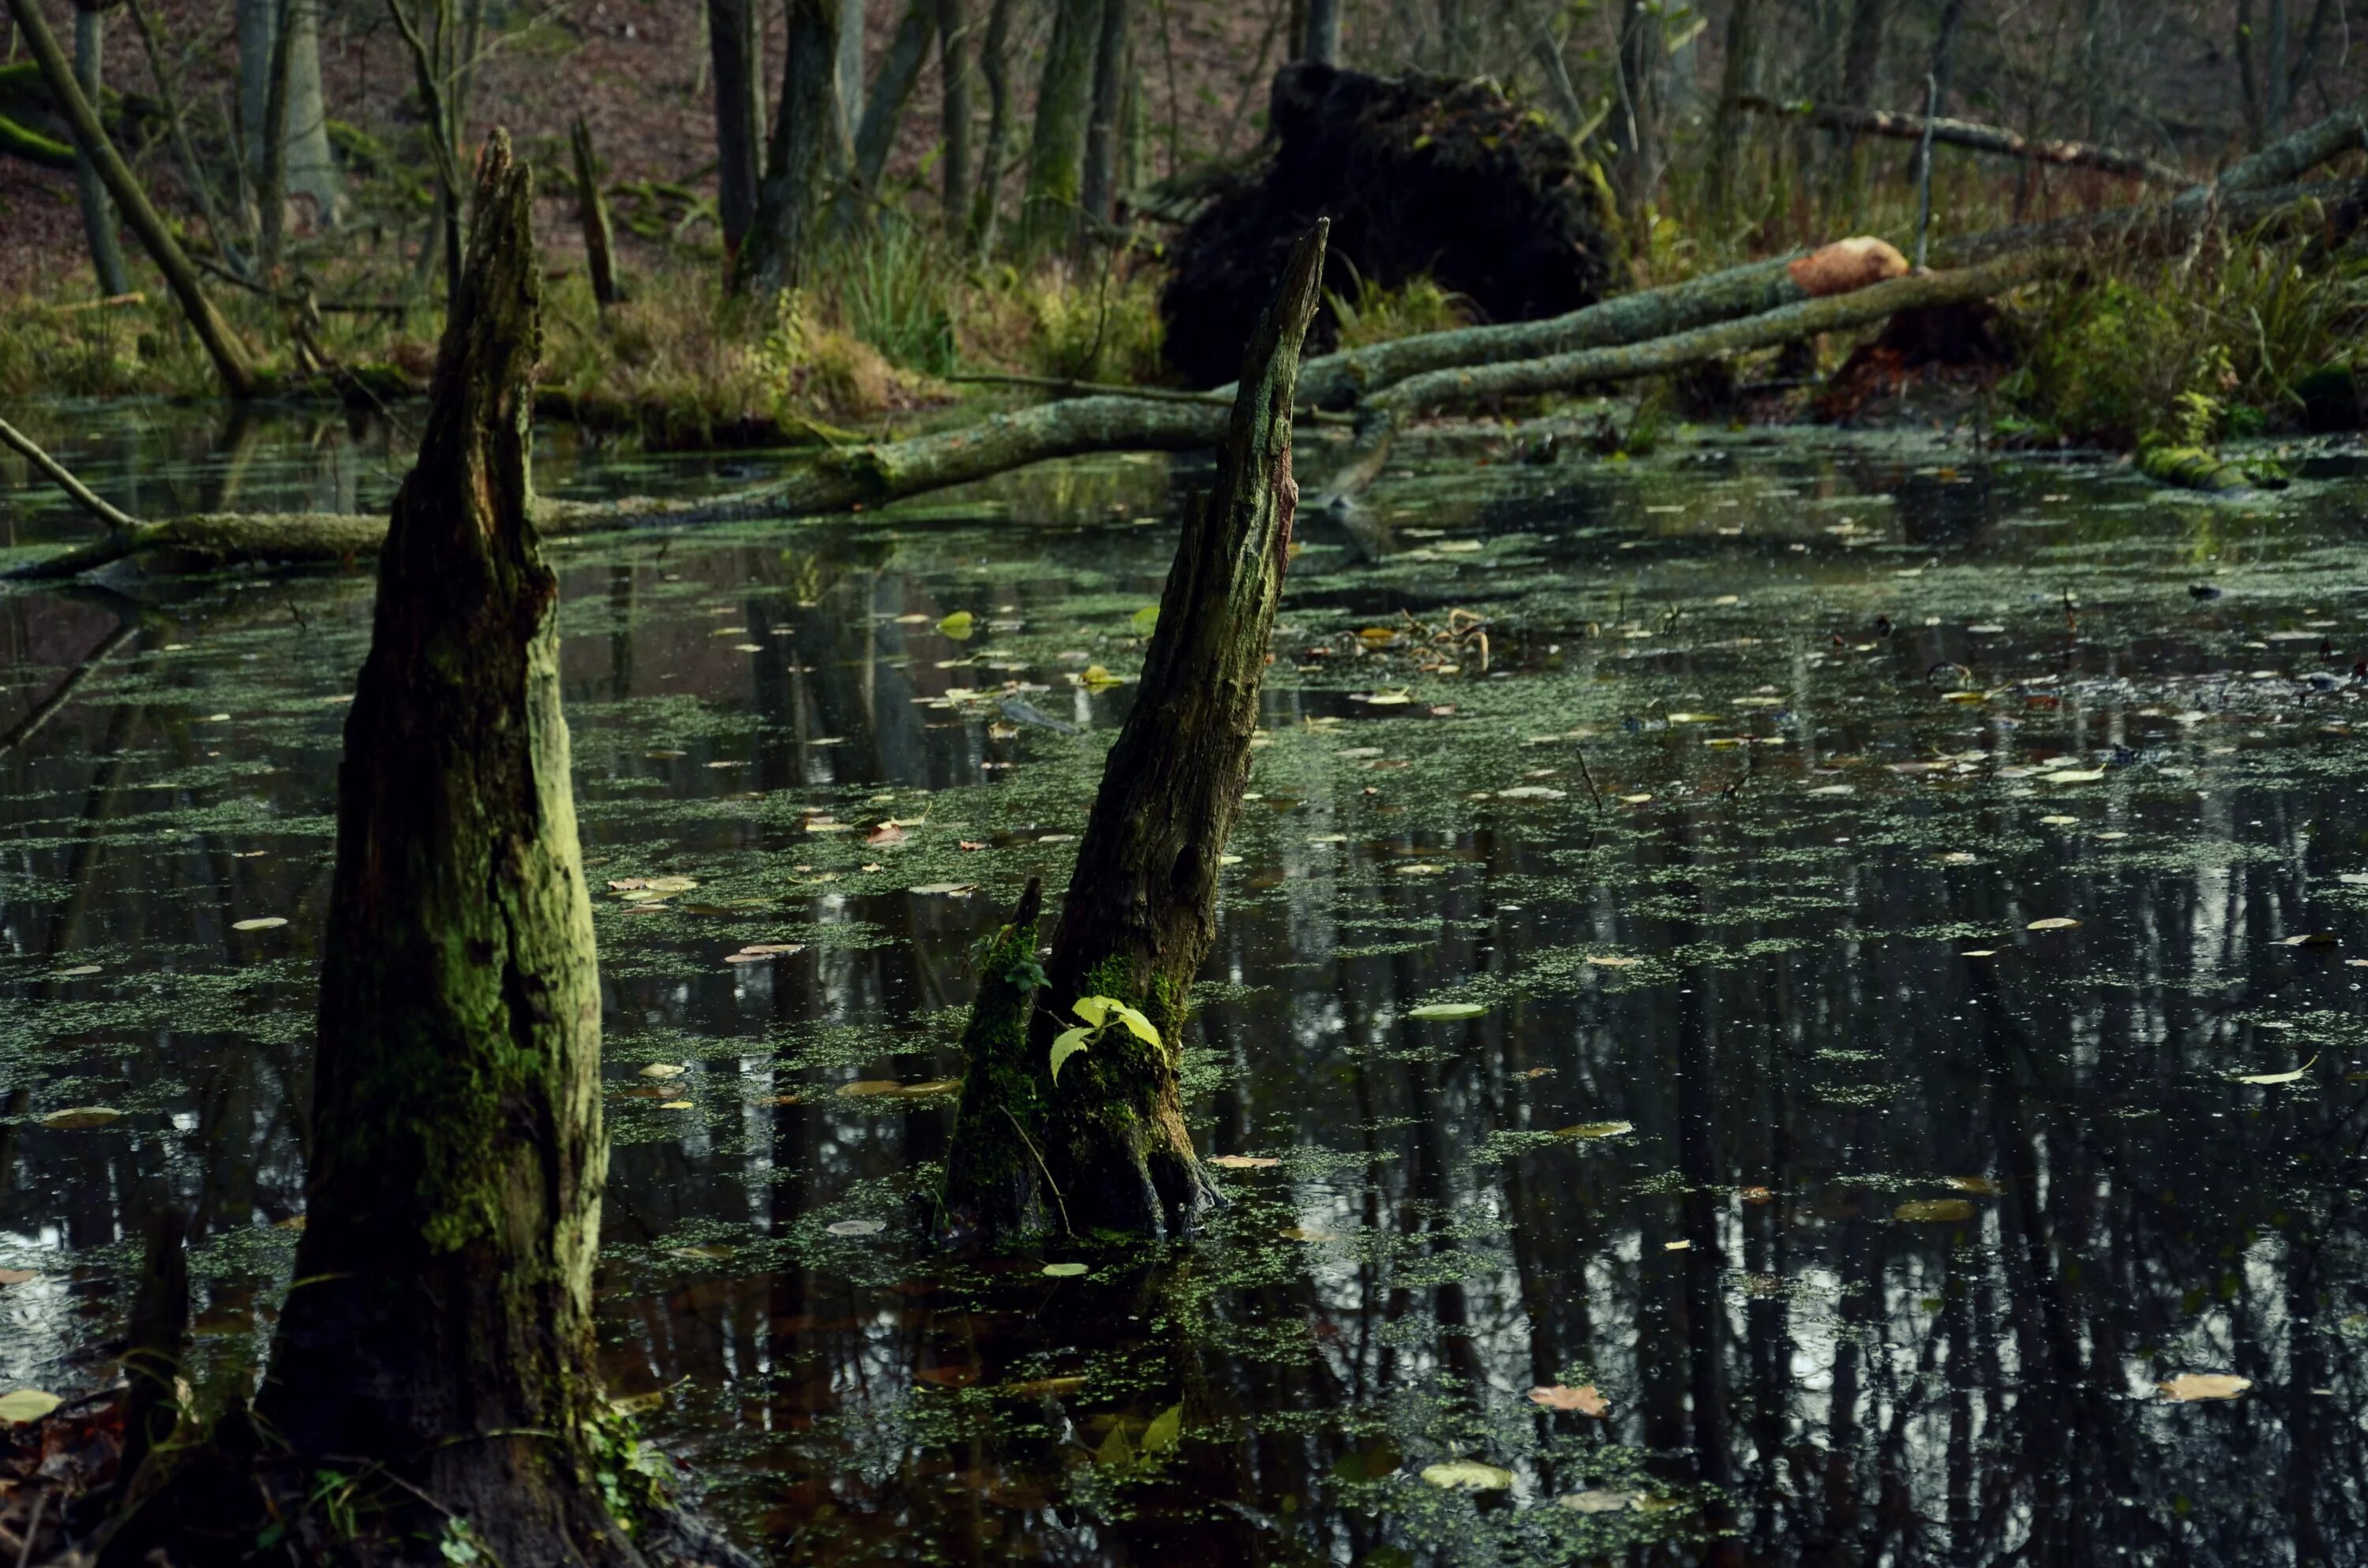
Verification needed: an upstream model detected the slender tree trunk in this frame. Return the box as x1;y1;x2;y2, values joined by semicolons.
1077;0;1132;237
741;0;845;295
1705;0;1759;223
707;0;765;253
256;0;294;271
126;0;248;275
837;0;935;233
4;0;259;396
71;3;131;298
968;0;1015;251
571;117;619;303
1302;0;1339;64
835;0;864;143
1023;0;1102;253
99;133;654;1568
1613;0;1665;233
935;0;972;231
279;0;340;226
942;222;1328;1241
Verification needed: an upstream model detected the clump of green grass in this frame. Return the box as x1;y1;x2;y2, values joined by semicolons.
1326;272;1472;350
1999;231;2367;449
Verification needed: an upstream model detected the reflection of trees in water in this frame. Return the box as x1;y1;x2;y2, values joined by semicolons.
6;499;2368;1563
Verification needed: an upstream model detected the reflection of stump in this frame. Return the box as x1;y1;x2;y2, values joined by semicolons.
945;223;1331;1243
1160;65;1622;388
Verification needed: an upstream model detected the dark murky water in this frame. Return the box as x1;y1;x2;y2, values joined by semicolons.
6;402;2368;1566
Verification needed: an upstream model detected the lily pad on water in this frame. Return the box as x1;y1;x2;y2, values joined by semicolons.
1408;1002;1487;1020
1420;1459;1515;1491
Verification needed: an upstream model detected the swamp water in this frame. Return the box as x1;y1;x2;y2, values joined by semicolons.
2;403;2367;1566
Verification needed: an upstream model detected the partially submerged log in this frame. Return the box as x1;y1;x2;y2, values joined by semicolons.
1160;64;1622;387
943;220;1329;1241
1736;93;2186;185
97;132;691;1568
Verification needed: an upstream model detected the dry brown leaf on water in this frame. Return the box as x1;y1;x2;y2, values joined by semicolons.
0;1268;39;1287
2160;1372;2251;1402
866;822;909;846
1527;1384;1609;1416
1739;1185;1775;1203
1894;1198;1977;1222
1557;1121;1635;1140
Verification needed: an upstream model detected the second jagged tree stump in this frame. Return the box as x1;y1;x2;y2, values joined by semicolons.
943;221;1328;1242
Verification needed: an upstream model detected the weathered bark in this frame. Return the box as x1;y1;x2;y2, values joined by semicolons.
1078;0;1133;234
72;4;131;298
1331;252;2051;495
935;0;973;232
706;0;765;252
942;220;1328;1241
2;0;258;397
100;133;655;1568
571;116;620;304
1703;0;1759;222
1301;0;1339;64
1737;94;2186;184
837;0;936;234
968;0;1017;251
1023;0;1103;252
740;0;844;297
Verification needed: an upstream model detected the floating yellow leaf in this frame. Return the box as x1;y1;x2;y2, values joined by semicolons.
1141;1402;1182;1454
909;882;980;896
0;1268;39;1287
837;1080;906;1098
1409;1002;1487;1020
2233;1056;2316;1086
1583;956;1641;968
1041;1262;1089;1278
825;1219;884;1237
1558;1489;1639;1514
1961;949;1999;958
1361;689;1414;706
54;964;100;977
898;1079;961;1097
1209;1154;1280;1169
2026;917;2081;931
1946;1176;2003;1195
2160;1372;2251;1402
2044;769;2106;783
658;1100;695;1110
999;1375;1086;1398
1130;606;1160;636
39;1107;121;1131
1894;1199;1976;1222
1421;1460;1515;1491
232;917;287;932
0;1390;61;1424
638;1064;687;1080
938;611;976;639
1559;1121;1634;1140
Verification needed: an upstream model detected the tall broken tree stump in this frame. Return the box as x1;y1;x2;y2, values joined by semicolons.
944;220;1329;1242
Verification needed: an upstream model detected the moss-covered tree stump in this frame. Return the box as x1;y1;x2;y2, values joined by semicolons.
943;222;1329;1242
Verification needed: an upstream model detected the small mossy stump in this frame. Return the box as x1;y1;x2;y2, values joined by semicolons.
943;222;1328;1242
1159;65;1621;387
99;134;668;1568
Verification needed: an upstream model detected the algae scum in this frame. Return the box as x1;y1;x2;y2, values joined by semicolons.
6;405;2368;1565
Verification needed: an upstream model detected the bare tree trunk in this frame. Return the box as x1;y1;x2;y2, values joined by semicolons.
935;0;972;233
968;0;1016;251
1705;0;1759;223
1078;0;1132;237
1736;95;2185;184
126;0;248;275
571;117;619;303
279;0;341;226
742;0;847;295
256;0;294;271
71;3;131;298
1612;0;1665;232
706;0;765;253
837;0;936;233
1023;0;1102;253
835;0;864;143
1302;0;1339;64
942;222;1328;1241
4;0;259;396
